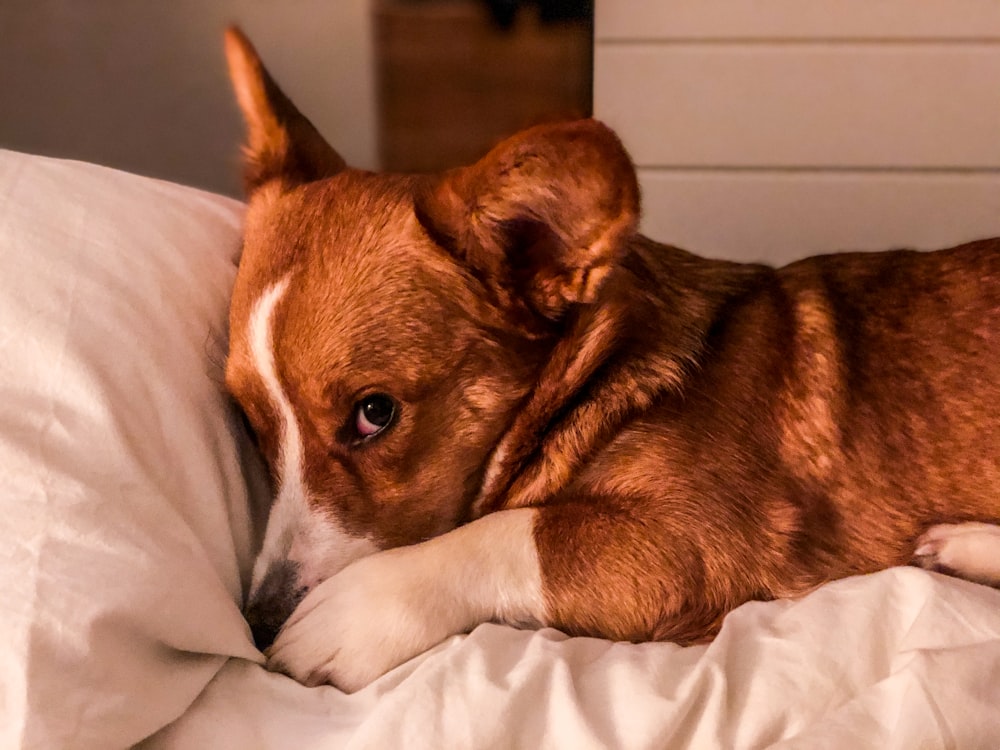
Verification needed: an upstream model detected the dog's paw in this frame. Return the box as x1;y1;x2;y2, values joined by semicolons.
912;522;1000;587
264;546;467;693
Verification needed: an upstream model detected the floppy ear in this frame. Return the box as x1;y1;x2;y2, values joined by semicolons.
224;26;346;194
416;119;640;322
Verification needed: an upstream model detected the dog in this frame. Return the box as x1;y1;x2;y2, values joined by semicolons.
222;28;1000;693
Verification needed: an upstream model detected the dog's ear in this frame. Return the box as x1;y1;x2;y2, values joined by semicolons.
416;119;640;322
224;26;346;194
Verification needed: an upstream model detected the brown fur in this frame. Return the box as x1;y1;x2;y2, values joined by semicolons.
535;239;1000;641
223;28;1000;648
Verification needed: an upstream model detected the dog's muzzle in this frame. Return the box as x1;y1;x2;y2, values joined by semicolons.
245;560;307;651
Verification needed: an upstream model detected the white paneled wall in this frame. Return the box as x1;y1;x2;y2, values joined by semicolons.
594;2;1000;265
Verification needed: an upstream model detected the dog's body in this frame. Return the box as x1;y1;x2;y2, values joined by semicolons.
222;29;1000;692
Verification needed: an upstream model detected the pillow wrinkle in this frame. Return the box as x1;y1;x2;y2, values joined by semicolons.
0;150;262;749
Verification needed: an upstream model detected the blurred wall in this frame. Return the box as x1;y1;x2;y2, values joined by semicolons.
0;1;378;197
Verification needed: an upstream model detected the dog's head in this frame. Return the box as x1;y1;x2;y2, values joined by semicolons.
222;28;639;647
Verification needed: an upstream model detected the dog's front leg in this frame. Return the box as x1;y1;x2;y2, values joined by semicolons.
265;507;548;692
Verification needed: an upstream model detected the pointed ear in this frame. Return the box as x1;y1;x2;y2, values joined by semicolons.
224;26;346;194
416;119;640;322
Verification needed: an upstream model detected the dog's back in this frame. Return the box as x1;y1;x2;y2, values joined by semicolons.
531;238;1000;643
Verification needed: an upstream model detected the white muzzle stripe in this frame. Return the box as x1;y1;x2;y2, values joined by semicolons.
246;277;376;601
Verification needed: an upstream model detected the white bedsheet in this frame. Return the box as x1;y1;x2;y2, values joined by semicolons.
144;568;1000;749
1;148;998;750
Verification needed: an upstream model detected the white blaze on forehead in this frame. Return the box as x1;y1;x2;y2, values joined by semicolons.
246;277;377;600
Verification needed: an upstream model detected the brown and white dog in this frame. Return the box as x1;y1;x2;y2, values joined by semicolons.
222;28;1000;692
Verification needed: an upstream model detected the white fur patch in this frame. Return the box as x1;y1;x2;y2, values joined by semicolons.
474;444;508;516
246;278;377;601
914;522;1000;587
267;507;547;692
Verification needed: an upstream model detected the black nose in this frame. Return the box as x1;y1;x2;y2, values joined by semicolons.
248;613;282;653
245;561;305;651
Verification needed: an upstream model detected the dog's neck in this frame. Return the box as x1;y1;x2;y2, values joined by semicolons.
471;236;771;517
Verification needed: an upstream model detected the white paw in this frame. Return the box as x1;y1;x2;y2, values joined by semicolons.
265;508;546;692
913;522;1000;587
264;545;468;693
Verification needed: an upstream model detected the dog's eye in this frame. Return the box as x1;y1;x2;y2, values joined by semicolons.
354;394;396;440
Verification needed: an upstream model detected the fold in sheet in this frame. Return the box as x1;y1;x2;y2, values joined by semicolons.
147;568;1000;750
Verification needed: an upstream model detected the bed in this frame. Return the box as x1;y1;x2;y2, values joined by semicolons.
2;149;999;749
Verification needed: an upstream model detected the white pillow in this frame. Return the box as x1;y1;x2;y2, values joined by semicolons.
0;150;264;748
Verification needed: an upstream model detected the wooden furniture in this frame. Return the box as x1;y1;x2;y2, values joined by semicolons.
375;0;592;172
